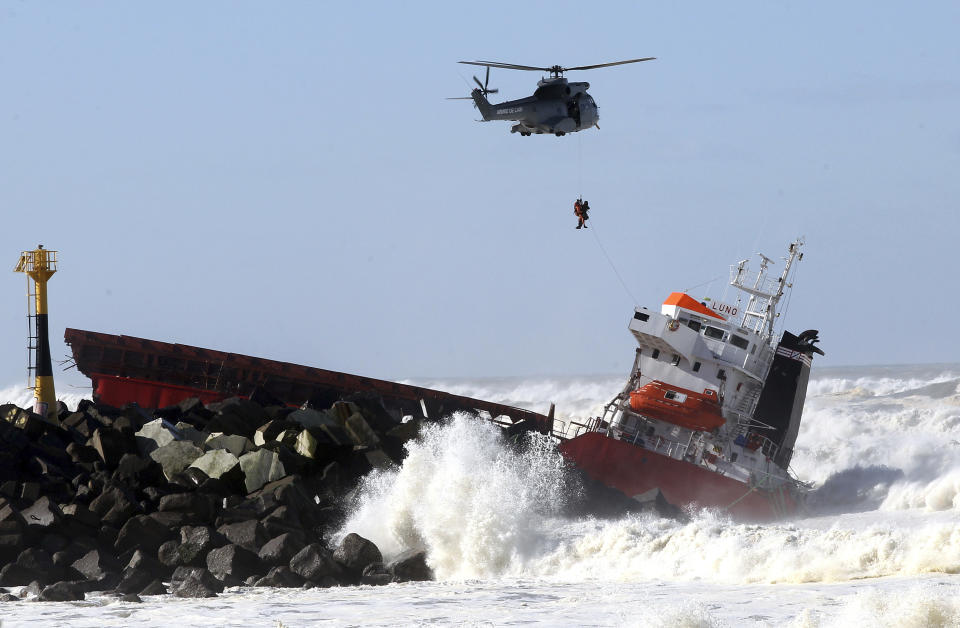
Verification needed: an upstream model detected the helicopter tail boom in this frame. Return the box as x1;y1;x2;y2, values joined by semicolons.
471;89;493;120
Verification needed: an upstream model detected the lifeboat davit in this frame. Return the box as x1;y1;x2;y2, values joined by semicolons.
628;380;724;432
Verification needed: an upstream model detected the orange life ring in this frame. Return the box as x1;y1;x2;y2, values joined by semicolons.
668;320;680;331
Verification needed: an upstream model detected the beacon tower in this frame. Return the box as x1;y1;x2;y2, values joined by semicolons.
14;245;58;422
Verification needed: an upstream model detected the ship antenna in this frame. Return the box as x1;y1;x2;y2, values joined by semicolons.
729;238;804;341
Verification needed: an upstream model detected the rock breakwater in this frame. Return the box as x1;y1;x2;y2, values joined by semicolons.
0;391;432;601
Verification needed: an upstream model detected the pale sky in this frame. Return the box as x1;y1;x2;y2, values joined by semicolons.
2;1;959;394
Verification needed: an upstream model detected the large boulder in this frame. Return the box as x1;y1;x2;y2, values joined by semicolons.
257;532;304;567
112;453;165;488
216;520;268;553
0;563;39;586
20;496;64;529
204;399;268;439
388;549;433;582
115;566;157;595
157;493;218;525
294;429;318;459
238;449;285;493
16;548;59;583
253;566;303;588
89;428;132;469
206;544;263;581
205;433;253;457
344;412;380;447
189;450;243;489
174;422;209;447
149;441;204;481
170;569;221;598
134;419;179;456
177;526;226;566
37;580;85;601
115;514;177;555
71;549;120;582
334;533;382;576
288;543;345;583
286;408;338;430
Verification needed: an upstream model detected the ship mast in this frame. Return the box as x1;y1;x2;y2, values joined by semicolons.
730;238;804;340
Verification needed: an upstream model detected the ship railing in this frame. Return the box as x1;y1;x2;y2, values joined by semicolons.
613;428;690;460
553;415;606;440
731;425;781;463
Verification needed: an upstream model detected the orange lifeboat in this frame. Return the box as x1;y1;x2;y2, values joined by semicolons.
628;380;724;432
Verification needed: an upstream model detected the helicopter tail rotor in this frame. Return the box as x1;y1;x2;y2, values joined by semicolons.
472;66;498;97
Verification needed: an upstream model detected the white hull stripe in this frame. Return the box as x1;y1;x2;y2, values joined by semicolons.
776;346;813;367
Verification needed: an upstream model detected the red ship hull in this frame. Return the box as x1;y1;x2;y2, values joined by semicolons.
558;431;798;521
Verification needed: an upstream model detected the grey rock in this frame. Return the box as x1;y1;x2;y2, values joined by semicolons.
253;566;303;588
36;581;85;602
71;549;119;581
238;449;285;493
174;422;209;447
286;408;339;430
334;533;382;575
204;433;253;457
89;428;131;469
114;567;155;595
149;440;204;481
206;544;263;580
216;520;268;553
258;533;304;567
134;418;179;456
157;493;218;524
189;449;242;483
21;496;63;529
289;543;345;583
171;573;219;598
388;549;433;582
344;412;380;447
115;514;177;555
0;564;39;587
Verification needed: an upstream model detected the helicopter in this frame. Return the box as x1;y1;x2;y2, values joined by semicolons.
452;58;654;136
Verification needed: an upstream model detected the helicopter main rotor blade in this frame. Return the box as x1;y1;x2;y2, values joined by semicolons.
563;57;656;71
446;97;475;100
459;60;548;72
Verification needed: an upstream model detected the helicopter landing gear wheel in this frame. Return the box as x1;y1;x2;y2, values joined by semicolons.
555;132;565;137
521;132;531;136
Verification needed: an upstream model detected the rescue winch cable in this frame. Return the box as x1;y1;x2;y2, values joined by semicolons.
588;218;638;306
577;133;583;198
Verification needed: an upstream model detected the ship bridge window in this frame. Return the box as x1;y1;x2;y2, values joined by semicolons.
652;349;660;359
671;354;681;366
633;311;649;322
693;361;701;372
730;334;749;350
664;390;688;403
687;319;702;332
704;326;725;340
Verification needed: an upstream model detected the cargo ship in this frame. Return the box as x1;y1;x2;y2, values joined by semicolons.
556;239;822;520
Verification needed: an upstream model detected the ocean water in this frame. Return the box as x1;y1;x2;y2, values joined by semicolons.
2;364;960;627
